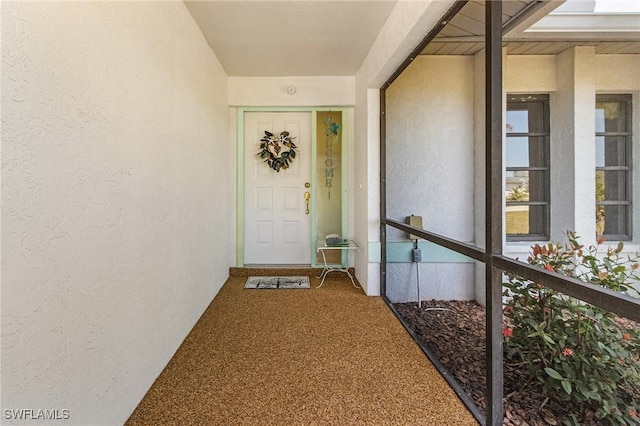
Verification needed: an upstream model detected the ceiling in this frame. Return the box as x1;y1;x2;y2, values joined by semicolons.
422;0;640;56
185;0;397;77
185;0;639;78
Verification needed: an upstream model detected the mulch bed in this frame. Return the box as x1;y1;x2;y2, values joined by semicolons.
394;300;638;426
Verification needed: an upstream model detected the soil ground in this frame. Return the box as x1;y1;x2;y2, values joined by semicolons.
394;300;639;426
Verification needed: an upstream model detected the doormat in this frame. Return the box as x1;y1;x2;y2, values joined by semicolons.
244;276;310;289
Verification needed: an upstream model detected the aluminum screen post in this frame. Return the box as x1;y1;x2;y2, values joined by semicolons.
485;1;504;424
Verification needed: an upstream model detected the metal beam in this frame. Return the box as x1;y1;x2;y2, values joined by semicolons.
493;255;640;322
383;219;485;262
485;1;504;425
380;88;388;297
382;1;468;90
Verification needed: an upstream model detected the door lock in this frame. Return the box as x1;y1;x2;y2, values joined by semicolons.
304;191;310;214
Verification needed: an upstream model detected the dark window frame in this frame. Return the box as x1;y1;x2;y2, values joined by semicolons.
595;94;633;241
505;94;551;241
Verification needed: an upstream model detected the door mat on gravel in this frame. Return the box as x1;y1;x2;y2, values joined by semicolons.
244;276;310;289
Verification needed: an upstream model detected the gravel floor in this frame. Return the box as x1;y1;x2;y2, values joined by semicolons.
126;275;477;426
394;299;639;426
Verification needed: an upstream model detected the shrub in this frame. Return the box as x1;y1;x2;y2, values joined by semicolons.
503;232;640;425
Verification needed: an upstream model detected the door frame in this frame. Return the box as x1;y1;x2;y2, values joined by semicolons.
236;107;348;267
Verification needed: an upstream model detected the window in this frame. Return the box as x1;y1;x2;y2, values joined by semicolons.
506;94;550;240
595;94;632;240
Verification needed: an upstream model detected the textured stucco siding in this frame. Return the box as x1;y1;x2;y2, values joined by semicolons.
386;263;475;303
384;56;475;302
227;76;355;106
1;2;229;424
385;56;475;242
353;0;457;296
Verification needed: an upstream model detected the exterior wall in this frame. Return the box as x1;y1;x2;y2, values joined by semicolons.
504;51;640;262
1;2;230;424
353;85;382;295
228;76;355;106
554;47;597;243
505;55;557;93
595;55;640;90
354;0;456;296
387;263;475;303
385;50;640;303
385;56;476;302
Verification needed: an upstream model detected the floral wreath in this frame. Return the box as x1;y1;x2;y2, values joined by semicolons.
258;130;298;172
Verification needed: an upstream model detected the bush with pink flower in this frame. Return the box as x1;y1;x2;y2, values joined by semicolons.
503;231;640;425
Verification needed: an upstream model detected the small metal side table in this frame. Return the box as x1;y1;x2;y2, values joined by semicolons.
316;240;359;288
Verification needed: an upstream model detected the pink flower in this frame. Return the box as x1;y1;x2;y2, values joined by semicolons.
597;235;605;245
562;347;574;357
629;410;639;418
623;333;631;341
502;327;513;338
543;264;554;272
504;306;513;314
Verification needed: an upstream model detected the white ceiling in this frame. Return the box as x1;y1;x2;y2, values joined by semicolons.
185;0;397;77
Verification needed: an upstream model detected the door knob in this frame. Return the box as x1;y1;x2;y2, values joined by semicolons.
304;191;310;214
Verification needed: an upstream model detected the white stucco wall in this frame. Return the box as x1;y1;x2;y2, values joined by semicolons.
386;56;475;240
228;76;355;106
385;56;475;302
353;87;382;295
353;0;456;296
505;55;557;93
595;55;640;90
387;263;475;303
1;2;230;424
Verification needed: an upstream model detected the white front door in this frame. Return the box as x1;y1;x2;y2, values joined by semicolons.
244;112;312;265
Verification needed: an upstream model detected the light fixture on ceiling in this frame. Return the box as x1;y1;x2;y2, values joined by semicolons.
287;85;297;95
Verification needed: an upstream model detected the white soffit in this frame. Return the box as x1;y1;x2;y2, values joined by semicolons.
524;0;640;39
185;0;397;77
422;0;640;55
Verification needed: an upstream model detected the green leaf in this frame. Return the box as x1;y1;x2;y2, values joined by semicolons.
585;390;601;401
613;265;625;274
545;367;564;380
561;379;572;395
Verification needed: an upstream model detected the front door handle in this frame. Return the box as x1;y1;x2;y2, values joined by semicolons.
304;191;310;214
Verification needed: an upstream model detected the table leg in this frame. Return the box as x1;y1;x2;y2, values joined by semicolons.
316;248;330;288
316;248;359;289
